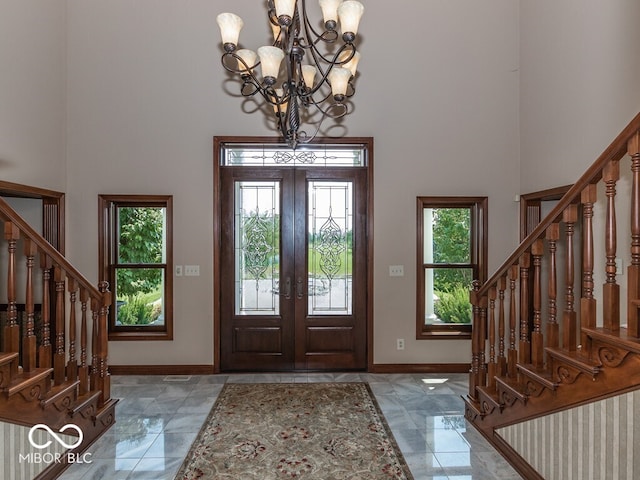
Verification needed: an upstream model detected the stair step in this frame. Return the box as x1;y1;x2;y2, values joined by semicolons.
95;398;119;428
70;390;102;419
582;327;640;355
0;352;19;366
0;352;19;388
477;385;503;415
41;380;80;412
517;364;559;391
495;376;527;406
545;347;601;379
463;396;485;421
2;368;53;399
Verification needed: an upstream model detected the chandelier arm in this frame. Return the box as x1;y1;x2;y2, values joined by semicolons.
346;81;356;98
300;0;344;50
307;97;349;120
307;43;355;79
293;101;349;148
221;52;262;77
300;44;355;99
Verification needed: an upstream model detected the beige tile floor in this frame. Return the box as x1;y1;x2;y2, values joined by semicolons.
57;373;522;480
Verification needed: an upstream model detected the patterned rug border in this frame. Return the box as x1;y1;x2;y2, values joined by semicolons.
175;382;414;479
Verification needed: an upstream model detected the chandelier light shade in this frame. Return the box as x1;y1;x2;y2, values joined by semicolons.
216;0;365;148
216;13;244;46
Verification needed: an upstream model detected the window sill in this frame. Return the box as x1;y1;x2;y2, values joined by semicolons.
108;330;173;341
417;330;472;340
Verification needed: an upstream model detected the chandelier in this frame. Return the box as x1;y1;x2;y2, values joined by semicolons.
216;0;364;148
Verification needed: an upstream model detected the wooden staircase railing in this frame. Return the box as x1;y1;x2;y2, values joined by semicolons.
0;196;116;479
0;196;111;405
464;112;640;476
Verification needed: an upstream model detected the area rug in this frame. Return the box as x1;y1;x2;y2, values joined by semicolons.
175;383;414;479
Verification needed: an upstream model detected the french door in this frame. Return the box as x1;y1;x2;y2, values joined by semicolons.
219;165;368;372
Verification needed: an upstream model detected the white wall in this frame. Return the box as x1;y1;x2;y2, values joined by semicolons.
62;0;521;367
0;1;520;367
519;0;640;330
0;1;67;191
519;0;640;192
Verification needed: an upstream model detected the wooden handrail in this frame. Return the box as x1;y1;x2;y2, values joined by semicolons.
476;111;640;300
0;197;104;302
0;196;111;406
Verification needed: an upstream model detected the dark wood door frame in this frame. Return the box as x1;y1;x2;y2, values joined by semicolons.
213;136;374;373
0;180;65;253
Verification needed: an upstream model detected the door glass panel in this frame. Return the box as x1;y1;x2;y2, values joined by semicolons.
235;181;280;316
308;181;353;315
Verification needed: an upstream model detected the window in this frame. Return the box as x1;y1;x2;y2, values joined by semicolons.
99;195;173;340
416;197;487;339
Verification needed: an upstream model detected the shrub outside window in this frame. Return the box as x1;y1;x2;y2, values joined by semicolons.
99;195;173;340
416;197;487;339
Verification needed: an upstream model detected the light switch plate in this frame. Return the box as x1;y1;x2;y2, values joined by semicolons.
389;265;404;277
184;265;200;276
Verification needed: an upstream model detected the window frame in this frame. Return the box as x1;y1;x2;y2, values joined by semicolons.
416;196;488;340
99;194;174;341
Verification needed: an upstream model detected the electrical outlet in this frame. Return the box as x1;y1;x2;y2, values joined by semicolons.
175;265;183;277
184;265;200;276
397;338;405;350
389;265;404;277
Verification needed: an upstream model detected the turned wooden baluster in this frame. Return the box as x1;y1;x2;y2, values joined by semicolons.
546;224;559;350
53;266;66;385
469;281;482;399
498;275;507;376
581;184;597;351
488;286;497;390
22;238;38;372
67;279;78;382
507;265;518;378
478;295;488;388
79;288;89;395
519;253;531;364
531;240;544;369
628;132;640;337
603;160;620;331
95;281;111;405
90;298;98;391
39;254;53;368
3;222;20;355
563;204;578;351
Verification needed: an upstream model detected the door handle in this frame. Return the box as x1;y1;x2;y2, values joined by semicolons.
296;277;305;299
280;277;291;300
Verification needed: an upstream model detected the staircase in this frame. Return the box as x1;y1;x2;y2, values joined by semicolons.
464;112;640;479
0;197;117;480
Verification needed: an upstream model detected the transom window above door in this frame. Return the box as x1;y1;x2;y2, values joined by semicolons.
219;142;368;167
